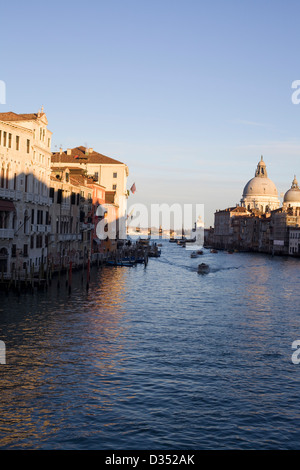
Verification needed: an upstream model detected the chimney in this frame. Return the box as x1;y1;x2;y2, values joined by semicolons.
88;148;93;154
59;147;63;155
67;148;72;155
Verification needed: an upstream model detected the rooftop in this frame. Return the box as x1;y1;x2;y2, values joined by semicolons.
0;111;44;122
52;146;125;165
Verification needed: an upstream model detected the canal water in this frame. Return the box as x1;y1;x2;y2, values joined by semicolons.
1;240;300;449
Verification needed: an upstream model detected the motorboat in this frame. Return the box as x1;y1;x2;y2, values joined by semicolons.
197;263;210;274
106;260;135;267
190;251;198;258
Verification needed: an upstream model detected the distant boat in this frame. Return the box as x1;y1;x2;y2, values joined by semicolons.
185;237;196;243
148;248;161;257
197;263;210;274
106;260;135;267
197;250;203;255
210;249;218;253
190;251;198;258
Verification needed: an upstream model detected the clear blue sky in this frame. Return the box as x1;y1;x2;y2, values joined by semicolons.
2;0;300;226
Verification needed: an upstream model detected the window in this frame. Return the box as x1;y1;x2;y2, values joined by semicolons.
37;210;43;225
112;184;117;190
23;244;28;257
0;130;1;145
57;189;63;204
27;139;30;153
16;135;20;150
113;172;117;178
3;132;7;146
11;245;16;258
1;167;4;188
8;133;12;148
36;234;43;249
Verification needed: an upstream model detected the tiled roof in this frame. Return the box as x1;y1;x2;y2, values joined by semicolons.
69;174;93;187
52;146;124;165
0;112;41;121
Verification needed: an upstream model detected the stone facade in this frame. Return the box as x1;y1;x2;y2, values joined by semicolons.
0;111;129;278
52;146;129;239
0;110;52;276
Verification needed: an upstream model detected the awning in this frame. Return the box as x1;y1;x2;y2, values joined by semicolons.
0;200;15;211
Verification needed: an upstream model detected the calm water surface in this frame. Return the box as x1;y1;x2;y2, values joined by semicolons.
1;241;300;449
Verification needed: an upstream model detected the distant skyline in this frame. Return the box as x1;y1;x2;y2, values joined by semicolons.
2;0;300;226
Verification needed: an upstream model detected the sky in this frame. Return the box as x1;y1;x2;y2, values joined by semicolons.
1;0;300;227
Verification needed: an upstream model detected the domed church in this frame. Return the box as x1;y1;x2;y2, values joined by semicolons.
283;176;300;209
240;156;280;212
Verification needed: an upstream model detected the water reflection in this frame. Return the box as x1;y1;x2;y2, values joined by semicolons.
0;265;132;448
1;246;300;449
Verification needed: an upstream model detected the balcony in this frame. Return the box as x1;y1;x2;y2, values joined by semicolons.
0;188;22;201
31;224;52;233
25;193;34;203
0;228;14;239
25;194;52;206
80;222;94;231
58;234;78;242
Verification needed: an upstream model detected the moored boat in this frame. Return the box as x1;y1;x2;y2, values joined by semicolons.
106;260;135;267
184;237;196;243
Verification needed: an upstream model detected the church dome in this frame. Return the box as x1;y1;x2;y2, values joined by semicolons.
242;176;278;198
284;176;300;204
241;156;280;212
242;156;278;198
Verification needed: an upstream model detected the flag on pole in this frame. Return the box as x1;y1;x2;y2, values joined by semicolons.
130;183;136;194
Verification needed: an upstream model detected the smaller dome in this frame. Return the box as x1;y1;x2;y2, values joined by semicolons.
284;176;300;203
